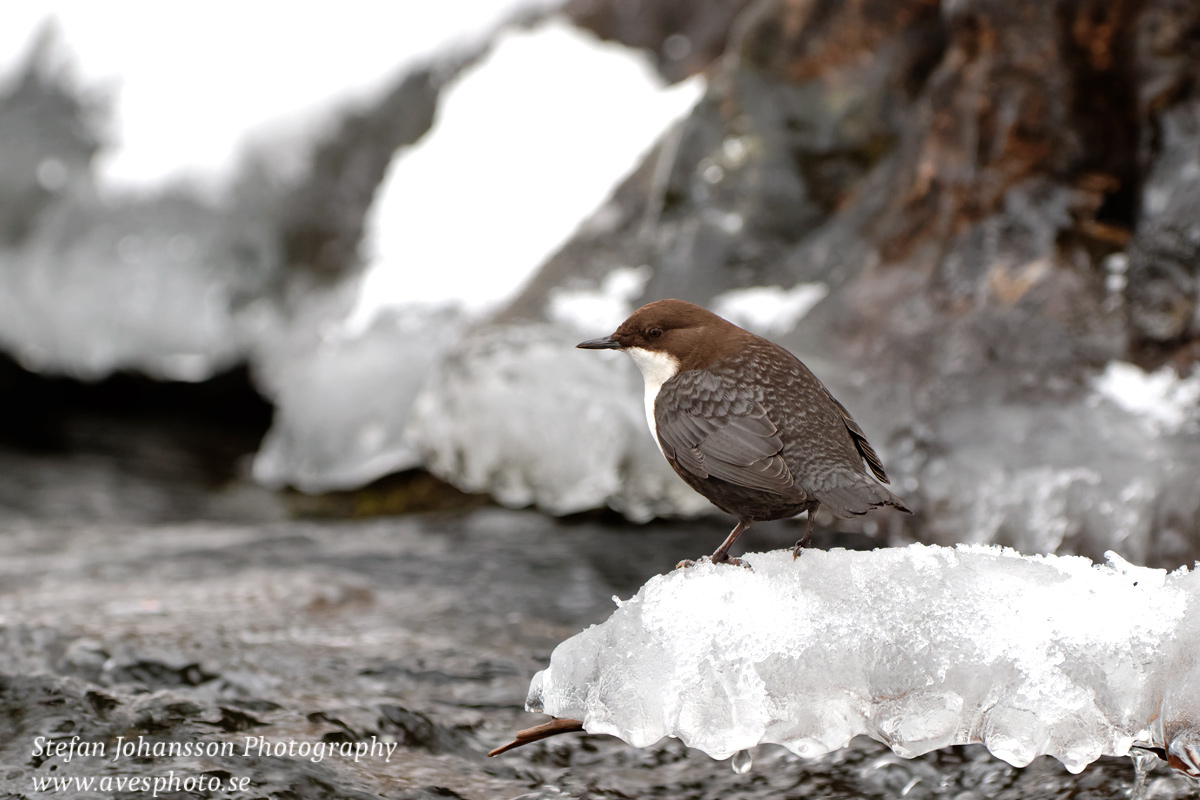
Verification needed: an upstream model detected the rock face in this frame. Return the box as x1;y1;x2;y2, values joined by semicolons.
417;0;1200;567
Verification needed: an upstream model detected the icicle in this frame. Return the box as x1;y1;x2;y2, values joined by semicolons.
1128;748;1160;800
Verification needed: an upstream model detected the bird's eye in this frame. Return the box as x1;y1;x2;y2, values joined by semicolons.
647;327;663;339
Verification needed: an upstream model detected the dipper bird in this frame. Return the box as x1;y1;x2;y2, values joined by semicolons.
577;298;910;567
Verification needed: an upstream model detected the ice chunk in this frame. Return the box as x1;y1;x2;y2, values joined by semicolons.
917;400;1200;566
528;544;1200;776
252;301;461;492
0;195;252;381
408;322;712;520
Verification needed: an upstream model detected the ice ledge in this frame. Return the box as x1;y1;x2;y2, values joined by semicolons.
527;544;1200;776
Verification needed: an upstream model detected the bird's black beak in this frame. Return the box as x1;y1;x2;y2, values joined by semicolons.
576;336;622;350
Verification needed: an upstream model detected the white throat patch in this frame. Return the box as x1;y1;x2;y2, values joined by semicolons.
624;347;681;451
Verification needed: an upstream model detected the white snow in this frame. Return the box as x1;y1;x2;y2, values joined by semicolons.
352;20;703;323
547;266;651;334
528;544;1200;776
1091;361;1200;434
3;1;540;190
711;283;830;335
8;7;701;323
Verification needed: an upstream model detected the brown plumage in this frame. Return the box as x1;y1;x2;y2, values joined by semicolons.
578;299;910;566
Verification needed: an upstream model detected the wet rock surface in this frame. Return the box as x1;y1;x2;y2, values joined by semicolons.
1;503;1194;799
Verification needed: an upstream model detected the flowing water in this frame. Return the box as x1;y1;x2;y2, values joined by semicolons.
0;448;1194;799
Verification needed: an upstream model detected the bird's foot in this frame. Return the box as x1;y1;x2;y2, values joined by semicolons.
790;538;811;560
676;555;752;570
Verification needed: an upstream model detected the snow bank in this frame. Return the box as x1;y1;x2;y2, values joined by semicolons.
528;544;1200;776
354;20;702;323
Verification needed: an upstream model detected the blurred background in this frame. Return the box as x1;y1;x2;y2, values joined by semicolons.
2;1;1199;798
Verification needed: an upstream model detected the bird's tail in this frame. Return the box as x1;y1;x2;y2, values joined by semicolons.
821;472;912;518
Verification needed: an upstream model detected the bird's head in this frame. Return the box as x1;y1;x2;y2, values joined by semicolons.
576;299;739;377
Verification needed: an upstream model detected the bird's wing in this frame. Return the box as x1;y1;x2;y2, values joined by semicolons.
823;390;890;483
653;369;797;495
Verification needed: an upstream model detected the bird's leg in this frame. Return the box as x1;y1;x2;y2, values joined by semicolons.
792;505;817;559
678;520;753;569
710;519;751;564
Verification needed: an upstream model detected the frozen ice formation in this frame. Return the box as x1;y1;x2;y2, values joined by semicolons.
917;394;1200;567
528;544;1200;776
408;322;712;520
0;195;257;381
252;302;463;492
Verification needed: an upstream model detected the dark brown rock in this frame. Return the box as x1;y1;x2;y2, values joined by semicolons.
565;0;756;82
